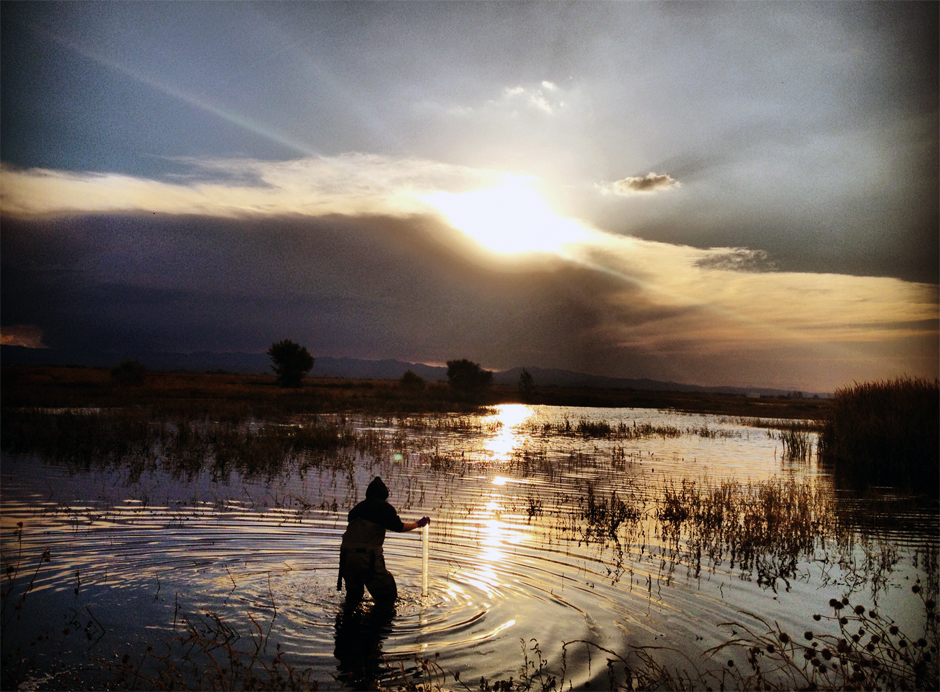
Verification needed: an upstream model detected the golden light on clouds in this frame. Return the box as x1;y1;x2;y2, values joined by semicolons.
0;324;47;349
601;172;680;195
0;157;497;219
1;156;935;375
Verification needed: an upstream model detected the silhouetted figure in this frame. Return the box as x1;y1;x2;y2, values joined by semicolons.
337;476;430;609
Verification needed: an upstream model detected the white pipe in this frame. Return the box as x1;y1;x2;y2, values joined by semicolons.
421;523;429;597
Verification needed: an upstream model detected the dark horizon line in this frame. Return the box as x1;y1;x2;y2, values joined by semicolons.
0;344;832;398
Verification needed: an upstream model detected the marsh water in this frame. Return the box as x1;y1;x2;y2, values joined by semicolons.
2;404;937;689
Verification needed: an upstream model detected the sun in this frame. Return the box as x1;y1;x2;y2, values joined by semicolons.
420;176;588;255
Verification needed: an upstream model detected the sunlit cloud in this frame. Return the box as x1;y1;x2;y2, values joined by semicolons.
568;233;938;350
503;83;562;114
427;81;568;118
0;324;47;348
0;157;499;218
601;172;680;195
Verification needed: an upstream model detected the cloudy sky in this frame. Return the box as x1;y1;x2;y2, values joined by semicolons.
2;1;937;391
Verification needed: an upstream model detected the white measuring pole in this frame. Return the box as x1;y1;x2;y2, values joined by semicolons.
421;523;429;597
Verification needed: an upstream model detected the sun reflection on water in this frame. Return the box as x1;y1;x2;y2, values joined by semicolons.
482;404;535;462
466;472;539;593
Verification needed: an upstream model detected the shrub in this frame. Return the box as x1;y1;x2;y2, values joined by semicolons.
267;340;314;388
399;369;425;390
446;359;493;392
110;360;147;387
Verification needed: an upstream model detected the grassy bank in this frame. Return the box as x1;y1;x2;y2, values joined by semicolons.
1;365;831;420
819;377;939;493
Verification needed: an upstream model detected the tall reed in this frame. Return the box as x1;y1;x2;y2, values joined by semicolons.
818;377;939;493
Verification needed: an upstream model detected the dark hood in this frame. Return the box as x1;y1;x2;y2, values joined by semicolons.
365;477;389;501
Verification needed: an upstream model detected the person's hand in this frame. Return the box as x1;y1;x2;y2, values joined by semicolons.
416;516;431;527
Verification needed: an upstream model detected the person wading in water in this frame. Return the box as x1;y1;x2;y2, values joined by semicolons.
337;477;430;609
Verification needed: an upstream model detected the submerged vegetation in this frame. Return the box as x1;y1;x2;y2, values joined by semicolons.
819;377;939;493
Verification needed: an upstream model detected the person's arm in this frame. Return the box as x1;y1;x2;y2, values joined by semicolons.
401;516;431;532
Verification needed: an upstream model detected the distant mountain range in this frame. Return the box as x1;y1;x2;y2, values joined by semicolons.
0;345;821;398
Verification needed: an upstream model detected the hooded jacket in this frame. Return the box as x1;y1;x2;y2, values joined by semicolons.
343;477;404;547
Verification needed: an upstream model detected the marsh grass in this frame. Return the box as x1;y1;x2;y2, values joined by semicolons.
772;427;814;462
0;408;389;481
86;608;318;691
653;478;829;587
819;377;939;492
705;587;938;692
397;586;938;691
3;492;935;691
523;418;683;440
578;482;641;540
449;586;939;692
0;408;159;467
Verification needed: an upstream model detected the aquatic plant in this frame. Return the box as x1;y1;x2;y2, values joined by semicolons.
578;481;641;540
708;587;938;691
523;418;683;440
818;377;939;493
772;426;814;462
652;477;832;587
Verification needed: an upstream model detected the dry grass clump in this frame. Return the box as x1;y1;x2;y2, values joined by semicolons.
819;377;939;493
708;586;938;691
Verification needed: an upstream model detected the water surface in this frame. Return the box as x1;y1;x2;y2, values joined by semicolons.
2;405;935;689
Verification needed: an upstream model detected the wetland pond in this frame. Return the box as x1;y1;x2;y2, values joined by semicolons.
2;404;937;690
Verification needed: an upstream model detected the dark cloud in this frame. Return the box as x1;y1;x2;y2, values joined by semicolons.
608;172;678;195
695;249;778;273
0;213;661;374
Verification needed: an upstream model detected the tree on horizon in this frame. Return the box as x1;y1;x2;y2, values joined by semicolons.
518;368;535;400
446;358;493;392
399;369;426;389
267;339;314;388
111;359;147;387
